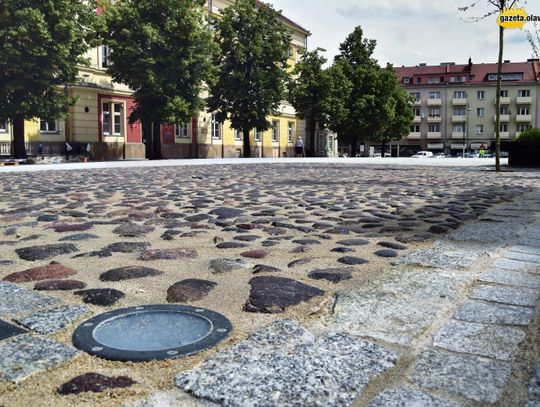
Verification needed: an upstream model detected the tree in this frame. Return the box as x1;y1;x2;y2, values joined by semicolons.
208;0;290;158
331;26;412;157
102;0;215;160
526;22;539;59
288;48;331;157
0;0;97;159
459;0;521;172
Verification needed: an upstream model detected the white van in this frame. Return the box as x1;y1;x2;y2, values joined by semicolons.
411;151;433;158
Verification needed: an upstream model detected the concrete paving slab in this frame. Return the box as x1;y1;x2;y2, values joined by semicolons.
175;319;398;407
470;284;539;307
367;386;465;407
454;300;534;326
433;319;525;361
411;348;512;403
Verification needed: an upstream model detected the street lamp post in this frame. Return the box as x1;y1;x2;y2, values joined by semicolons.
462;105;471;158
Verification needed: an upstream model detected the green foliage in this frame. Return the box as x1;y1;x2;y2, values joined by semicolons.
103;0;215;126
208;0;291;156
0;0;98;122
515;128;540;142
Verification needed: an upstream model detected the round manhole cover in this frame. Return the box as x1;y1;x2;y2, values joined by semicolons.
72;305;232;361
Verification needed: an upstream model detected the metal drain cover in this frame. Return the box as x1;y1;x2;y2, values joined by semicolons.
72;305;232;361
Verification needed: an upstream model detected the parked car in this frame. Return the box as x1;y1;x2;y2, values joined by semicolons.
411;151;433;158
500;151;509;158
433;153;450;158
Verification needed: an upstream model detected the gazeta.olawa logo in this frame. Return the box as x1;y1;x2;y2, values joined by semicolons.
497;7;539;29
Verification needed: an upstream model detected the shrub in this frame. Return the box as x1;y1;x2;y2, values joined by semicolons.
515;128;540;142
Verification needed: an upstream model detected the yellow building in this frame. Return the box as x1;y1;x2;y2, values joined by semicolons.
1;0;313;160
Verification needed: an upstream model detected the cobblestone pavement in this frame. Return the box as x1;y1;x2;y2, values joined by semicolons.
0;163;538;407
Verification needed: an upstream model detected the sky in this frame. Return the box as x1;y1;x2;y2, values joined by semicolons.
268;0;540;67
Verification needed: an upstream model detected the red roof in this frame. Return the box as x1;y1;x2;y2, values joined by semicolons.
394;60;540;84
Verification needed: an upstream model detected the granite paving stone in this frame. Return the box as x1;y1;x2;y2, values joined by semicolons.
411;348;512;403
527;359;540;407
505;250;540;264
454;299;534;326
479;267;540;289
509;245;540;256
0;334;80;383
433;319;526;361
176;319;398;407
493;257;540;274
368;386;464;407
397;241;480;270
14;305;89;334
0;281;61;317
470;284;539;307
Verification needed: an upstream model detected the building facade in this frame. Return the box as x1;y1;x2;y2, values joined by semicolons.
0;1;322;160
393;59;540;156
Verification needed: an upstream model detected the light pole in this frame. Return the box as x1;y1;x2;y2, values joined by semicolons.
462;105;471;158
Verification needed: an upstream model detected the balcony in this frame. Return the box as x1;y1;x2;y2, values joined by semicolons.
493;114;510;122
452;115;466;123
412;99;422;106
517;96;532;104
412;116;422;123
452;98;468;106
427;132;442;139
407;132;421;140
495;97;510;105
427;98;442;106
495;132;511;140
427;115;441;123
451;132;466;139
515;114;532;123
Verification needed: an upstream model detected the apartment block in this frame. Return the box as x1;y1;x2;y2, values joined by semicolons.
393;59;540;155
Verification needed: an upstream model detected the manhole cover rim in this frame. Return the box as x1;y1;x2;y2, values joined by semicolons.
72;304;232;362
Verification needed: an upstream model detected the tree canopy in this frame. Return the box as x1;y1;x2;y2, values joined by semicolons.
208;0;291;158
0;0;98;158
102;0;215;159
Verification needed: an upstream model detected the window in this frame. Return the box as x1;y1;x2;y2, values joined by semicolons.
254;128;261;142
518;124;532;132
518;89;531;97
476;125;484;134
413;108;421;116
211;113;221;139
40;119;57;133
102;102;123;136
500;124;508;132
234;129;242;141
271;120;279;142
450;76;468;83
410;125;420;132
517;106;530;115
0;121;7;133
453;91;467;99
410;92;421;101
428;76;441;84
477;91;485;100
287;122;294;142
403;77;410;84
428;91;440;99
488;73;523;81
175;123;189;138
453;124;465;133
416;77;422;84
429;108;440;117
499;106;509;115
429;124;440;132
100;45;110;69
500;90;509;97
453;107;466;116
477;107;485;117
288;47;294;59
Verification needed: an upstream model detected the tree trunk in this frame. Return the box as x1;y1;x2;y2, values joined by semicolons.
495;24;504;172
12;116;27;159
243;129;251;158
308;118;317;157
350;139;357;158
381;140;386;158
151;121;162;160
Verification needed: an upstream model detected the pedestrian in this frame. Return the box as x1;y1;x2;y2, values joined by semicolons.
37;143;44;160
295;137;304;157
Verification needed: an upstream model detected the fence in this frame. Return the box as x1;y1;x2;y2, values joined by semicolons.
0;142;67;157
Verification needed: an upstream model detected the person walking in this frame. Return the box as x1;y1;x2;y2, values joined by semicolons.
295;137;304;157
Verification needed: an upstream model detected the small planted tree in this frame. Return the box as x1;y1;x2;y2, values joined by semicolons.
208;0;290;158
0;0;97;158
103;0;215;159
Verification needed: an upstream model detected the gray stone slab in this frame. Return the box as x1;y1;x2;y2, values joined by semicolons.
122;391;219;407
368;386;464;407
510;245;540;256
411;348;512;403
480;268;540;289
15;304;89;334
448;221;522;244
176;319;398;407
527;359;540;406
0;281;62;317
518;237;540;248
433;319;525;361
0;334;80;383
333;271;470;345
471;284;539;307
397;242;480;270
493;258;540;274
505;251;540;264
454;300;534;326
